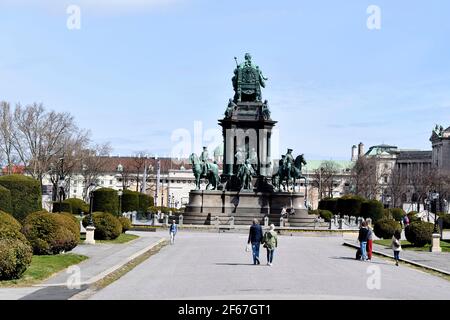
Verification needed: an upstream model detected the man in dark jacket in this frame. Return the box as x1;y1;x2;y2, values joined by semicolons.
248;218;263;265
358;221;369;261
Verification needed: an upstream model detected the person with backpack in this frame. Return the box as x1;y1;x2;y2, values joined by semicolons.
263;224;278;266
247;218;264;265
392;230;402;266
169;219;178;245
358;221;369;261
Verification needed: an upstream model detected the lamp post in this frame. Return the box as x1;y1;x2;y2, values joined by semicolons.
429;190;442;252
118;189;123;216
58;157;65;212
87;183;96;226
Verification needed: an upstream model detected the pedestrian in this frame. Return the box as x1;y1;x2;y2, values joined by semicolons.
280;206;287;218
358;221;369;261
263;224;278;266
247;218;263;265
367;223;373;261
403;214;410;228
169;219;178;245
392;230;402;266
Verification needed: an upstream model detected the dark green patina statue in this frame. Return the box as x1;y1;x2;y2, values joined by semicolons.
189;151;220;190
237;159;255;190
272;149;307;192
232;53;268;103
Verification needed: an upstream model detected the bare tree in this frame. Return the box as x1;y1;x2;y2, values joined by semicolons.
0;101;17;174
11;103;76;186
131;151;148;192
80;143;112;202
311;161;340;200
350;157;385;200
385;166;407;208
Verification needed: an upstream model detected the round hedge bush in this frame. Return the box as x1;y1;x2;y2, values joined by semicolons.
407;211;421;223
374;219;402;240
405;221;434;247
121;190;139;212
22;211;78;255
319;210;333;222
93;188;119;215
390;208;406;222
337;195;364;217
0;239;33;280
118;216;132;233
55;212;80;241
82;212;122;240
0;211;28;243
0;175;42;221
0;185;12;213
63;198;89;215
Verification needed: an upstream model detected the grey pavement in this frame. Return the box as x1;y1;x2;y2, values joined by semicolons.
0;231;164;300
90;231;450;300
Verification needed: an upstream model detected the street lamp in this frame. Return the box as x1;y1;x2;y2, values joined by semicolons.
58;157;65;212
88;183;96;226
430;190;439;233
118;189;123;215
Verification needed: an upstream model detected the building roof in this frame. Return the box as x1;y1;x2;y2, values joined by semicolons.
396;150;432;161
302;160;354;173
99;156;192;174
365;144;398;156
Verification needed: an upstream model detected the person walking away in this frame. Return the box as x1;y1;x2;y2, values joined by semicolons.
367;223;373;261
169;220;178;244
392;230;402;266
358;221;369;261
248;218;263;265
263;224;278;266
403;214;410;228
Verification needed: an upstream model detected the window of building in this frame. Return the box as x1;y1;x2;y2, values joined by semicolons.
73;189;77;194
109;180;113;185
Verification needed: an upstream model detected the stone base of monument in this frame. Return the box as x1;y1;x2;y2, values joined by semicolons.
183;190;318;227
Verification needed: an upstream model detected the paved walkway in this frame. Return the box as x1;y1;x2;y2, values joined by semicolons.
0;231;164;300
91;232;450;300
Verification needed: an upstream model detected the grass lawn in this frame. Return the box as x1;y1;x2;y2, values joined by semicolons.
82;233;139;244
374;239;450;252
0;253;88;287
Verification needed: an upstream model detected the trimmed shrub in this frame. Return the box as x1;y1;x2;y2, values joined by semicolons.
0;211;28;243
389;208;405;222
0;175;41;221
22;211;78;255
374;219;402;240
138;193;152;213
319;210;333;222
118;216;132;233
121;190;139;212
82;212;122;240
407;211;420;223
0;185;12;213
93;188;119;215
63;198;89;215
0;239;33;280
55;212;80;242
405;221;434;247
438;213;450;229
336;195;364;217
318;198;338;214
148;206;171;214
361;200;384;222
52;202;72;213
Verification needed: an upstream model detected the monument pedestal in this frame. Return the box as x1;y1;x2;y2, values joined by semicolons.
430;233;442;253
85;226;96;245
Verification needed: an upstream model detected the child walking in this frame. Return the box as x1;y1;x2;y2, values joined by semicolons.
391;230;402;266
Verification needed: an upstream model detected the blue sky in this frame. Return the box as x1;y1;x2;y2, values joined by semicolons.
1;0;450;160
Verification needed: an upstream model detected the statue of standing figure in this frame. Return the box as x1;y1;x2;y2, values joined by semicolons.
237;159;255;190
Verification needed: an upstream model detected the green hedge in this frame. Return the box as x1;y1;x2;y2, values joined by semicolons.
52;202;72;213
93;188;119;215
318;198;338;214
374;219;402;239
0;185;12;213
361;200;384;222
0;211;28;243
82;212;122;240
438;213;450;229
319;210;333;222
0;239;33;280
121;190;140;212
337;195;364;217
0;175;42;221
389;208;406;222
22;211;78;255
63;198;89;215
138;193;152;213
405;221;434;247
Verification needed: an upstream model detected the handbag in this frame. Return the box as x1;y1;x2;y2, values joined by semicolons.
245;244;251;252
